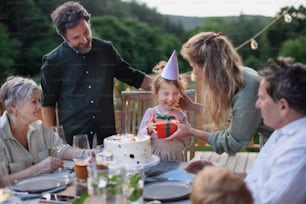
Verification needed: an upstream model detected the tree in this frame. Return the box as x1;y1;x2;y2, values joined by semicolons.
279;36;306;63
91;16;183;74
266;5;306;58
0;0;59;77
0;23;21;83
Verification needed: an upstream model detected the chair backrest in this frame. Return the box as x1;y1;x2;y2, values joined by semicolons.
120;89;196;135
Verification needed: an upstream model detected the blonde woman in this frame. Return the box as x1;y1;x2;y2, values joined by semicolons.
167;32;273;155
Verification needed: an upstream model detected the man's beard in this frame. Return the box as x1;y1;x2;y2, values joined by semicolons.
77;43;92;54
77;40;92;54
68;38;92;54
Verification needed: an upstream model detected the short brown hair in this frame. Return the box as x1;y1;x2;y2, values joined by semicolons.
51;1;91;36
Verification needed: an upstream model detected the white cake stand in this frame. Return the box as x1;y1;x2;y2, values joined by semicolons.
123;155;160;172
142;155;160;169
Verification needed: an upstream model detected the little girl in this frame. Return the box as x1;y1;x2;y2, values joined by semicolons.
137;50;192;161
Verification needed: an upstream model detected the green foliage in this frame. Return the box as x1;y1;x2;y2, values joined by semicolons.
244;55;263;70
279;36;306;63
91;16;183;74
72;192;89;204
125;0;184;35
266;5;306;59
0;23;21;83
97;171;124;195
0;0;59;77
1;0;183;79
125;173;143;202
0;0;304;81
167;15;207;30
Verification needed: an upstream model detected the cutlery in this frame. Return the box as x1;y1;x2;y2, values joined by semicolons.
144;177;191;184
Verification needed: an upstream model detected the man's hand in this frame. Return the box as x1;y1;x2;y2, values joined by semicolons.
184;160;213;174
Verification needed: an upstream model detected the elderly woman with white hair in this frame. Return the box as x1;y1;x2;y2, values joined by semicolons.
0;76;87;183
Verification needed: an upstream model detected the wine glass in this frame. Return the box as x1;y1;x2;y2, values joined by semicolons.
0;162;11;203
47;126;67;172
52;125;67;144
47;125;66;157
73;134;90;149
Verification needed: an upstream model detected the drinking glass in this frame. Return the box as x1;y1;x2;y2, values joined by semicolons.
0;162;10;203
123;167;144;204
92;133;98;149
95;145;111;170
52;125;67;144
72;134;90;185
73;134;90;149
48;125;67;157
106;160;125;203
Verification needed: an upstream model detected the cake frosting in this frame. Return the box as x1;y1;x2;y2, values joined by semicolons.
104;134;152;167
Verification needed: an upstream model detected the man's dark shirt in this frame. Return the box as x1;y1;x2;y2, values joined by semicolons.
41;38;145;145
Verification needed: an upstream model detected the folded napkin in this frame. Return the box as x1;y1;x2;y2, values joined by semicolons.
14;185;68;200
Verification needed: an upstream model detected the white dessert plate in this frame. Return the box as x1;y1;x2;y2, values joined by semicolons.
143;180;191;202
12;175;72;193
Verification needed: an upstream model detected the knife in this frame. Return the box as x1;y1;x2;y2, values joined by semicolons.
144;177;191;184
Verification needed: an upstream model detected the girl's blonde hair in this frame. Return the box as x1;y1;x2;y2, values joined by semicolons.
151;61;186;101
191;166;253;204
181;32;244;128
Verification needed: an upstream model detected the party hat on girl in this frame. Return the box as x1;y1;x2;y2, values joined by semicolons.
161;50;179;80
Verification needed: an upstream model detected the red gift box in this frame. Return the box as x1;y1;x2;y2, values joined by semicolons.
153;114;180;138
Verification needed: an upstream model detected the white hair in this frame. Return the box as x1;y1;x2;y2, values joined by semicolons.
0;76;41;113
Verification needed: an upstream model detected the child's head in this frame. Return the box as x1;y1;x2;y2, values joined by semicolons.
151;60;186;110
191;166;253;204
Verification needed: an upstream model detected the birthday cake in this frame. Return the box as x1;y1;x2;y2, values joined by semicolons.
104;134;152;167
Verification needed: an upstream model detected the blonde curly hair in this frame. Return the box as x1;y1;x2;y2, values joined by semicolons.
191;166;253;204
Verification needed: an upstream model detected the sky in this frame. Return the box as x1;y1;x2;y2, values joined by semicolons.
133;0;305;17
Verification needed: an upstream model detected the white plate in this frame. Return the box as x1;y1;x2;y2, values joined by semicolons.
143;180;191;201
143;155;160;169
13;175;72;193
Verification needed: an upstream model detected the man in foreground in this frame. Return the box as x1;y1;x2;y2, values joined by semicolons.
186;57;306;203
244;57;306;203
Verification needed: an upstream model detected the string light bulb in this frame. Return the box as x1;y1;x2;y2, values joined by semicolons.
284;13;292;23
250;39;258;50
236;5;294;51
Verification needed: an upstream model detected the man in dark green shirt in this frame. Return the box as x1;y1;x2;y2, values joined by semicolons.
41;1;151;145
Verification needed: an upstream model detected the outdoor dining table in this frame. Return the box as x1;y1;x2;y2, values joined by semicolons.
10;151;257;204
15;160;193;204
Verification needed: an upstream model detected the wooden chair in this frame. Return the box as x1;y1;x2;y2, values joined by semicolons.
120;89;196;161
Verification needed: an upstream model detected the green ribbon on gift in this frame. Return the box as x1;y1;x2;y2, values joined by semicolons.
156;114;175;137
